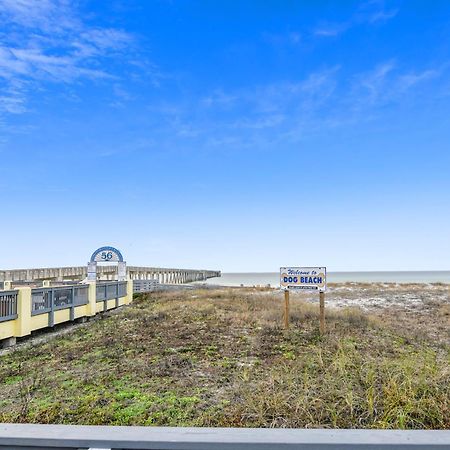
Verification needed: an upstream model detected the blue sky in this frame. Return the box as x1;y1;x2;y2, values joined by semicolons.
1;0;449;272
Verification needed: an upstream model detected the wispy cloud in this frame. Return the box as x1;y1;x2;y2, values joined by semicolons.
357;61;396;103
149;67;341;149
246;66;340;117
0;0;77;31
0;0;143;115
156;60;445;150
201;89;238;108
397;70;439;91
352;61;442;108
231;113;285;130
368;8;399;24
269;3;399;47
262;31;302;46
313;23;350;38
0;87;27;114
0;46;114;83
313;1;399;38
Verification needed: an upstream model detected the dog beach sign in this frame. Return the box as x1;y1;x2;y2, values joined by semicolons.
280;267;327;292
280;266;327;333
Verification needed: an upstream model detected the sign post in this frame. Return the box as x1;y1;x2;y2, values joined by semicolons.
319;291;325;334
280;267;327;333
284;289;290;329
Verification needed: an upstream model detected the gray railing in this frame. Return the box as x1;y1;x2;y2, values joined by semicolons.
133;279;159;293
96;282;127;302
0;425;448;449
30;284;90;327
0;290;18;323
53;287;74;309
31;285;89;315
74;285;89;306
31;288;52;314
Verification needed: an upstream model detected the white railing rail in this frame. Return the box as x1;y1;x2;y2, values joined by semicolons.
0;425;449;449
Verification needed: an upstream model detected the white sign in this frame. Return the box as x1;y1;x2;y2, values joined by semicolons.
280;267;327;292
87;262;97;281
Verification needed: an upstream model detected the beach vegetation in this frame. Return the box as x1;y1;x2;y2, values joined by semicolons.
0;288;448;429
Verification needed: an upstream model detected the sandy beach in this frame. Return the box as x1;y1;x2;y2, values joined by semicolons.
306;283;449;343
237;283;450;346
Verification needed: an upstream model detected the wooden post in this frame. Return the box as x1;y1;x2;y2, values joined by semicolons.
284;289;290;329
319;291;325;335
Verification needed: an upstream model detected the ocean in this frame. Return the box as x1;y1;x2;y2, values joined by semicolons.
203;271;450;287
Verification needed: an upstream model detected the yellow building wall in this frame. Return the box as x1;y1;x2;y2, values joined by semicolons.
74;305;89;319
107;299;116;309
95;301;104;314
0;320;17;340
54;309;70;324
15;287;32;338
31;314;49;331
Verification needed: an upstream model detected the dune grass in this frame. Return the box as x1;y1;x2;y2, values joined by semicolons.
0;288;448;428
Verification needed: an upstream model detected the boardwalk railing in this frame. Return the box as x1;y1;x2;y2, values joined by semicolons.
0;281;133;347
0;266;221;284
132;279;198;293
0;425;449;449
96;282;128;302
96;281;128;311
133;279;159;293
31;285;90;315
30;285;91;327
0;290;18;323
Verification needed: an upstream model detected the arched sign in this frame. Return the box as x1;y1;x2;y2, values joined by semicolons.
90;246;124;263
87;246;126;281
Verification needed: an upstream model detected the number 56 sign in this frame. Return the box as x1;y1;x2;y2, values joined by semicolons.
91;246;123;263
100;251;113;261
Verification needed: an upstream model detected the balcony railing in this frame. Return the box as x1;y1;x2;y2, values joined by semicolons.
0;424;448;449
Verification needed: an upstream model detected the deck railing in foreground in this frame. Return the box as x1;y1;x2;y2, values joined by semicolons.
0;425;449;449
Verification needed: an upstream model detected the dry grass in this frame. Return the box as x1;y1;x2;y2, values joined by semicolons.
0;288;448;429
295;283;450;346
